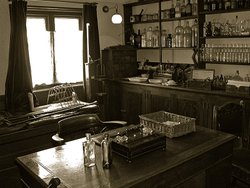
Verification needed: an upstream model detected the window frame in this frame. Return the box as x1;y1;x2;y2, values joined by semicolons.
27;6;83;90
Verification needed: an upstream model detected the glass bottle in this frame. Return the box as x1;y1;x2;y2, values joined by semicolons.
172;34;176;48
101;134;112;169
185;0;192;16
175;20;184;47
224;0;231;10
218;0;223;10
175;0;181;18
231;0;237;9
211;0;217;11
204;0;209;11
129;29;135;46
161;29;167;47
83;133;96;167
206;22;212;37
146;26;153;47
180;0;186;17
166;34;172;48
152;26;159;48
184;21;192;47
141;28;147;48
191;19;198;47
170;0;176;18
135;29;141;48
192;0;198;16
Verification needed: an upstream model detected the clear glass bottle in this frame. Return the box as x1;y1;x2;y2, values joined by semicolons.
204;0;209;11
191;19;198;47
172;34;176;48
184;21;192;47
101;134;112;169
141;28;147;48
175;0;181;18
175;20;184;47
152;26;159;47
192;0;198;16
146;26;153;47
83;133;96;167
185;0;192;16
161;29;167;47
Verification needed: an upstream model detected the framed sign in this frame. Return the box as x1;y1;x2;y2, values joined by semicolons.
192;69;215;80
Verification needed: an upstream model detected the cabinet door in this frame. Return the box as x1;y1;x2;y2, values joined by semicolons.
174;92;203;127
120;88;143;124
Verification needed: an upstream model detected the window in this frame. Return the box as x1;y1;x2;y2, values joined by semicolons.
26;9;83;88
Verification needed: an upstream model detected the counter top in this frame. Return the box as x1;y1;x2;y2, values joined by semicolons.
112;79;250;99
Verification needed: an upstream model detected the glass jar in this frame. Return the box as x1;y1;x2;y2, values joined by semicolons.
175;20;184;47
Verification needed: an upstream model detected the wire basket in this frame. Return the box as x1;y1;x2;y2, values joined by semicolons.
139;111;196;138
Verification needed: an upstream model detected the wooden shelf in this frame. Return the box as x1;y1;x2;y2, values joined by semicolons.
203;35;250;39
200;8;250;15
124;0;169;7
201;61;250;66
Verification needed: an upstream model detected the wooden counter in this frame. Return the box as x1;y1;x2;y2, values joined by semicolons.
107;80;250;149
16;126;235;188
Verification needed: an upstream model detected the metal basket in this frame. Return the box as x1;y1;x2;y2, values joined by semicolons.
139;111;196;138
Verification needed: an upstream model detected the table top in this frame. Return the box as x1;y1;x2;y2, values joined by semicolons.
16;125;235;188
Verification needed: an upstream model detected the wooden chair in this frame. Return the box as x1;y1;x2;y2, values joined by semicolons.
52;114;127;145
213;101;250;187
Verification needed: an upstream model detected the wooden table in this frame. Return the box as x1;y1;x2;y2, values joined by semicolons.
16;126;235;188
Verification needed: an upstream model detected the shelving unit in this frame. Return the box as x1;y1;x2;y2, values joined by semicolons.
123;0;250;69
123;0;199;68
200;5;250;67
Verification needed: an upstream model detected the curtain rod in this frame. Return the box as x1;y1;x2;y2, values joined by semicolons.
8;0;98;5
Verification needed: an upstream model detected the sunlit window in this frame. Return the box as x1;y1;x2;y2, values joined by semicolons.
26;15;83;88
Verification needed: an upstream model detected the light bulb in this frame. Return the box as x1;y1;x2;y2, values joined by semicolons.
111;13;122;24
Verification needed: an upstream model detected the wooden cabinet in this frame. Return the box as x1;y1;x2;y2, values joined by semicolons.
102;45;138;79
107;80;250;148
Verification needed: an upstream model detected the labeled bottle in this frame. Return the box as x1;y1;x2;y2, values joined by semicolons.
101;134;112;169
83;133;96;167
191;19;198;47
175;21;184;48
166;34;172;48
185;0;192;16
184;20;192;47
175;0;181;18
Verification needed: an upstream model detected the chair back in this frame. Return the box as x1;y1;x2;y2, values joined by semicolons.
58;114;102;142
213;101;244;137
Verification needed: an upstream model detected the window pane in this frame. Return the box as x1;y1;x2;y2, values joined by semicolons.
27;17;53;87
54;18;83;83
